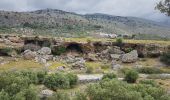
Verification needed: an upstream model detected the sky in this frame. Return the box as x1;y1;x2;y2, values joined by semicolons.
0;0;169;22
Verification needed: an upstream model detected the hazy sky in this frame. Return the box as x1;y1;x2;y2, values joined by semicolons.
0;0;169;22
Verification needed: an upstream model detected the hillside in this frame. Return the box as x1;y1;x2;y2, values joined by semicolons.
0;9;170;39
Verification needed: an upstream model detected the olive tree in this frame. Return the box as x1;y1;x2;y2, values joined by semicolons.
156;0;170;16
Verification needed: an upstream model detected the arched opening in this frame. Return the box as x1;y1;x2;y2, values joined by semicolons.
66;43;83;53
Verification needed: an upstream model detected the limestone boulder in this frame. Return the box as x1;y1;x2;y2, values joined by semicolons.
38;47;51;55
23;50;37;60
121;50;138;63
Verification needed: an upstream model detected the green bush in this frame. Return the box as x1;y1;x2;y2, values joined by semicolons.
125;69;139;83
137;67;163;74
37;71;47;84
52;46;66;55
102;73;117;80
66;73;78;88
17;71;39;84
0;48;17;56
0;71;39;100
139;80;158;87
160;52;170;66
44;73;69;90
48;91;70;100
44;73;78;90
74;91;87;100
116;38;123;47
86;79;170;100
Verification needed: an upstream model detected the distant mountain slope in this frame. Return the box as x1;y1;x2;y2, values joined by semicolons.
0;9;170;38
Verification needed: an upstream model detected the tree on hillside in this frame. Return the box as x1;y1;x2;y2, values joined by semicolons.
156;0;170;16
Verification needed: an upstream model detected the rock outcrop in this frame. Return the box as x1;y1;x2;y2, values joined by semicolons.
121;50;138;63
23;50;37;60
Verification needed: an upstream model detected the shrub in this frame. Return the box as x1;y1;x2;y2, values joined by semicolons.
86;79;170;100
37;71;47;84
17;71;39;84
66;73;78;87
0;48;16;56
116;38;123;47
160;52;170;66
0;71;39;100
74;91;87;100
102;73;117;80
120;68;131;75
44;73;70;90
125;69;139;83
48;91;70;100
0;90;10;100
137;67;163;74
21;85;39;100
52;46;66;55
139;80;158;87
86;66;94;74
44;73;78;90
124;47;133;53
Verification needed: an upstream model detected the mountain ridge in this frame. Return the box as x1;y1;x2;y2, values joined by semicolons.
0;8;170;38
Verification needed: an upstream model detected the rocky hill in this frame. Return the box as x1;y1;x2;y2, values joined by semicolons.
0;9;170;39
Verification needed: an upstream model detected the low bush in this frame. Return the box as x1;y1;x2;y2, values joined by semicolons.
137;67;163;74
102;73;117;80
139;80;158;87
74;91;87;100
52;46;66;55
124;69;139;83
160;52;170;66
44;73;78;90
0;72;39;100
37;71;47;84
47;91;70;100
86;79;170;100
66;73;78;88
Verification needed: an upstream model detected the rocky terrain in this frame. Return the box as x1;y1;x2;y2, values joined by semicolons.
0;34;169;70
0;34;170;99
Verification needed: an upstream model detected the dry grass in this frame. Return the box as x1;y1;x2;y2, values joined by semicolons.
0;58;68;71
64;37;170;46
48;61;66;70
0;59;42;71
85;62;102;68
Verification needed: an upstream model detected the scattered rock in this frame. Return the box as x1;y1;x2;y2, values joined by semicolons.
0;57;4;62
43;55;53;61
23;44;41;51
111;46;125;54
38;47;51;55
35;56;47;64
86;53;98;61
40;89;53;98
4;39;13;45
71;58;86;69
0;38;4;43
121;50;138;63
110;54;121;60
56;66;65;71
111;60;123;70
23;50;37;60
